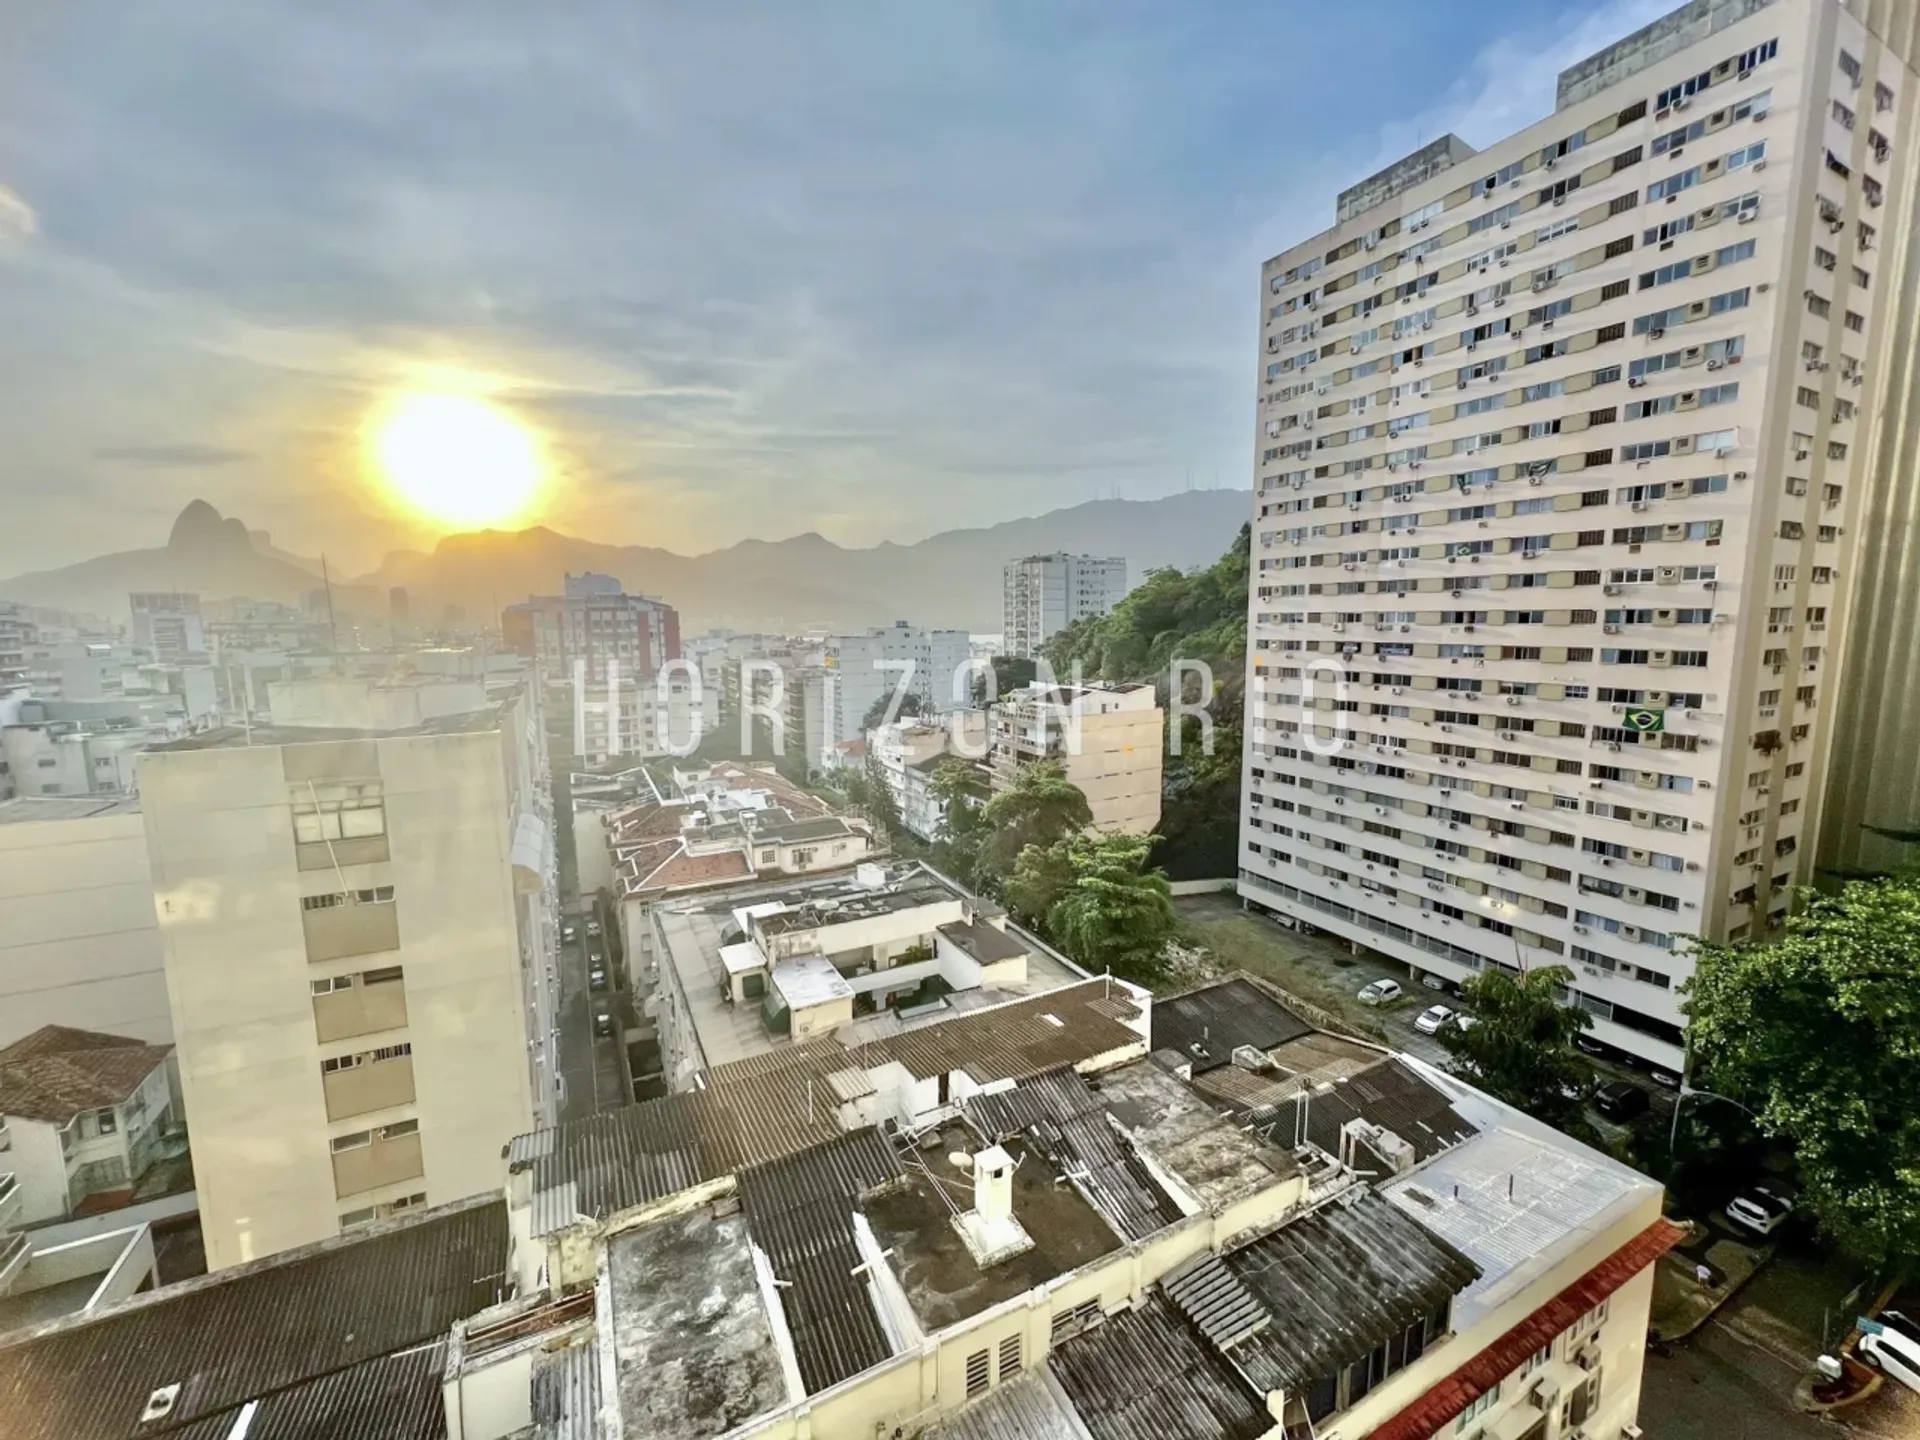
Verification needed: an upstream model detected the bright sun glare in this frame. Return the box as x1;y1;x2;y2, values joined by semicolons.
370;392;546;529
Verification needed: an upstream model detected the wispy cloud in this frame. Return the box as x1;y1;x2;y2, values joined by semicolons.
0;184;34;241
0;0;1664;579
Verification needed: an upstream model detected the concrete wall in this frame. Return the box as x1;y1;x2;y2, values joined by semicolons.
0;810;171;1047
140;727;534;1269
572;809;612;895
4;1117;71;1226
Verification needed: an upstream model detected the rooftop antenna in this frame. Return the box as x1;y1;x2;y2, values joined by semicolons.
321;555;340;657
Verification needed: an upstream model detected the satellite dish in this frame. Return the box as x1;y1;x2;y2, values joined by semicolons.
948;1151;973;1171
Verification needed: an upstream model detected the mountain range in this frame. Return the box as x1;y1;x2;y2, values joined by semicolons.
0;490;1251;634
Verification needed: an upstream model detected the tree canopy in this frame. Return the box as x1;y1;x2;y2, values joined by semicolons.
1437;964;1593;1133
1686;875;1920;1265
927;757;992;883
1042;525;1248;879
974;761;1092;886
862;689;926;734
1042;833;1177;984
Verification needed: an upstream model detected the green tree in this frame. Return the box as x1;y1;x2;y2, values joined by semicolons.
974;654;1038;707
928;758;991;882
862;689;926;734
1044;834;1178;984
1437;964;1594;1132
859;749;904;841
1005;838;1079;927
975;762;1092;886
1686;875;1920;1265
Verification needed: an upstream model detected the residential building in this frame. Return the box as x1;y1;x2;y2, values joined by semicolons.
0;603;34;679
0;796;171;1049
0;1222;157;1334
0;696;184;799
823;622;973;742
1003;552;1129;658
501;572;681;685
135;678;553;1269
0;1026;177;1226
447;973;1671;1440
870;714;990;841
1241;0;1920;1071
0;1193;508;1439
991;681;1165;834
128;592;205;662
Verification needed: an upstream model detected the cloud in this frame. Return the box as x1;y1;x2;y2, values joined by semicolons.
0;0;1673;578
0;184;35;240
95;442;250;467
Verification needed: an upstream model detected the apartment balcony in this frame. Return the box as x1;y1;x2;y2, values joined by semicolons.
313;971;409;1043
331;1123;424;1199
295;834;391;872
303;898;400;964
0;1172;19;1230
0;1230;27;1297
322;1053;416;1122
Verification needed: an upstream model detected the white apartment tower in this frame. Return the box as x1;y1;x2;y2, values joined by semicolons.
128;591;206;661
1241;0;1920;1071
1003;553;1129;659
824;622;972;744
137;682;553;1269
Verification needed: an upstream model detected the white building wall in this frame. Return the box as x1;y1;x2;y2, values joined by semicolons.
0;809;171;1047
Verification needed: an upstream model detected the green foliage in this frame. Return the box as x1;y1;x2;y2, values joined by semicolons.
1042;526;1249;880
975;761;1092;887
859;748;905;841
1043;833;1178;985
1686;875;1920;1265
975;655;1038;706
862;689;926;734
927;758;992;883
1437;964;1594;1133
1005;838;1079;926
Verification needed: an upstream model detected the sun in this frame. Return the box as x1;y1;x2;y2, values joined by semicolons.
368;392;547;529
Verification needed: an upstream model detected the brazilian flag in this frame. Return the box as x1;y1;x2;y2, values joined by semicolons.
1622;707;1665;734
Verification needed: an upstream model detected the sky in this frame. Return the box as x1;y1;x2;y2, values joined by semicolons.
0;0;1684;577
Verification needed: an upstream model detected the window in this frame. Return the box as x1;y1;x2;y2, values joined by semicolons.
330;1130;371;1153
1457;1384;1502;1430
96;1108;117;1134
378;1119;419;1140
292;783;387;844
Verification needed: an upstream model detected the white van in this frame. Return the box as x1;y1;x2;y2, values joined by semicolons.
1859;1316;1920;1395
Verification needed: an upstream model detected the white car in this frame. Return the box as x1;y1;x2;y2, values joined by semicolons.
1724;1185;1795;1236
1860;1319;1920;1396
1357;979;1403;1006
1414;1004;1458;1035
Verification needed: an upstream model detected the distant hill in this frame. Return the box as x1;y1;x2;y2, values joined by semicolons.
0;490;1251;633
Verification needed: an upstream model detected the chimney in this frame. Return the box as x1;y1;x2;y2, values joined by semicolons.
973;1145;1014;1224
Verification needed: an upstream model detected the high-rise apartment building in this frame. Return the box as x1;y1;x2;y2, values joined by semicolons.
824;621;972;741
501;573;681;685
993;681;1165;835
1003;553;1128;659
137;679;553;1269
1240;0;1920;1072
128;591;206;661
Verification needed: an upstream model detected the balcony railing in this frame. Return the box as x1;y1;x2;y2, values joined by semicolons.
0;1172;18;1225
0;1231;28;1293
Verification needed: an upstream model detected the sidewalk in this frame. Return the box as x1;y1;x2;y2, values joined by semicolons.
1650;1220;1772;1342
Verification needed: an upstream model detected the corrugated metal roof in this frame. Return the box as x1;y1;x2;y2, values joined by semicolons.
925;1373;1085;1440
964;1067;1106;1139
1151;979;1313;1074
1049;1294;1272;1440
165;1341;449;1440
737;1130;904;1395
1264;1059;1476;1164
1161;1255;1269;1352
0;1196;507;1440
529;1333;603;1440
1222;1189;1480;1394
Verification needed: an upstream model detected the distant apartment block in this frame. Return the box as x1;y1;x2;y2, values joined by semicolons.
1243;0;1920;1071
823;621;973;743
870;714;990;841
501;572;681;685
1003;553;1128;659
0;1025;177;1227
992;681;1164;834
137;679;553;1269
128;592;205;662
0;796;171;1050
0;602;34;678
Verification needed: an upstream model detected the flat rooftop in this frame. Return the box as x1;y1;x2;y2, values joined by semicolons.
149;707;505;751
1095;1060;1302;1206
0;795;141;824
607;1208;788;1440
866;1122;1121;1332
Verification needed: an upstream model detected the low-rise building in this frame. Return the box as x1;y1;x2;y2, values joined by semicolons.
453;973;1671;1440
870;715;990;842
0;1026;177;1227
990;681;1165;835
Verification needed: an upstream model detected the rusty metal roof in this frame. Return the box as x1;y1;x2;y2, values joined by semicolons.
1049;1293;1272;1440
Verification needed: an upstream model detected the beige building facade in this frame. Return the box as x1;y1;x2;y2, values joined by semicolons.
1241;0;1920;1070
138;690;548;1270
991;681;1164;835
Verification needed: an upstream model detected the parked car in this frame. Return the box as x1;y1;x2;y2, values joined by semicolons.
1413;1004;1458;1035
1649;1067;1683;1090
593;1011;616;1039
1573;1034;1607;1058
1724;1184;1795;1236
1592;1080;1651;1121
561;922;577;943
586;918;603;938
1419;974;1452;993
1357;979;1403;1006
589;965;608;992
1859;1321;1920;1396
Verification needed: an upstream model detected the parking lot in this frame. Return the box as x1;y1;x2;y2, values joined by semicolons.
1173;893;1679;1128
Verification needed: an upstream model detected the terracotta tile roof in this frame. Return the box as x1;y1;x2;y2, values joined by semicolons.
638;848;753;895
0;1026;172;1125
1365;1217;1685;1440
